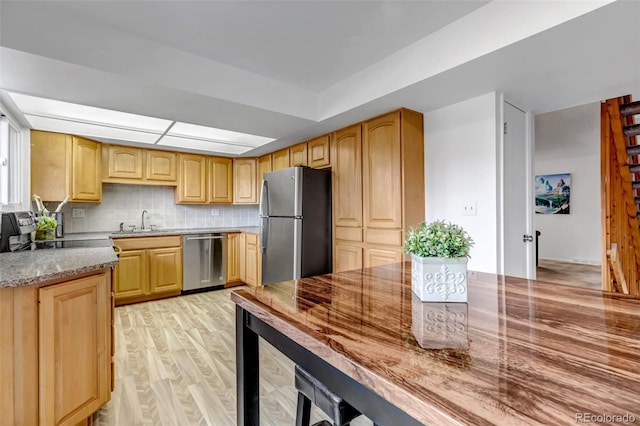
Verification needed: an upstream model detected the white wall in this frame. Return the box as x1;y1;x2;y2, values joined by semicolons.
534;102;601;265
45;184;259;234
423;92;499;273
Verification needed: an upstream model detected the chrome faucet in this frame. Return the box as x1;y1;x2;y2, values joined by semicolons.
141;210;149;230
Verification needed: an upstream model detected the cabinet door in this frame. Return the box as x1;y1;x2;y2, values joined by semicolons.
208;157;233;203
364;248;402;268
332;125;362;228
30;130;69;202
106;145;143;179
233;158;257;204
114;249;147;301
245;233;260;286
148;247;183;294
290;142;308;166
226;233;240;282
239;233;247;282
257;154;272;184
307;135;330;168
176;154;207;203
363;112;402;229
334;244;363;272
39;273;110;426
272;148;290;171
71;136;102;202
146;150;177;182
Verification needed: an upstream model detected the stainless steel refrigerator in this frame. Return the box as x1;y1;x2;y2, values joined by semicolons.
259;166;332;285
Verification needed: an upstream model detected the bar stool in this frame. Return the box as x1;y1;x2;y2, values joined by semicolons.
294;365;377;426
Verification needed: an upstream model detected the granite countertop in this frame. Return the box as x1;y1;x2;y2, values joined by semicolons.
0;226;260;289
0;246;118;289
108;226;260;238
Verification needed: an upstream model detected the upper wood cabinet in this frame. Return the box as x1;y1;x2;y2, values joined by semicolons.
103;145;176;185
176;153;207;204
307;135;330;168
146;150;177;182
31;130;102;202
272;148;290;171
332;124;363;228
234;158;258;204
363;112;403;230
39;273;110;426
257;154;272;184
208;157;233;204
290;142;308;166
105;145;143;179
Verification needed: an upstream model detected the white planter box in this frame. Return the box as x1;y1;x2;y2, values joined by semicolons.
411;254;468;302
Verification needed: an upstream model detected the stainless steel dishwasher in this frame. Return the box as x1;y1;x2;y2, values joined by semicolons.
182;233;226;293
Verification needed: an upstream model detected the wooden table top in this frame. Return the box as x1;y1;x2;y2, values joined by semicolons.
231;262;640;425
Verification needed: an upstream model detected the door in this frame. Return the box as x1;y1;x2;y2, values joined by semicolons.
290;142;308;166
334;244;362;272
106;145;143;179
307;135;330;168
261;217;298;285
114;249;147;301
146;150;176;182
209;157;233;203
39;273;110;426
272;148;290;171
226;233;240;282
503;101;534;278
71;136;102;201
261;167;299;217
148;247;183;294
332;125;363;228
177;154;206;203
233;158;257;204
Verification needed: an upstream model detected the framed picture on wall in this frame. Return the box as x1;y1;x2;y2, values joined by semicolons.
535;173;571;214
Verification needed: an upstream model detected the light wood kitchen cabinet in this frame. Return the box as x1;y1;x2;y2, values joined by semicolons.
176;153;207;204
237;232;261;286
226;233;241;284
31;130;102;202
244;233;261;286
112;236;182;305
363;248;403;268
290;142;308;166
257;154;272;183
307;135;330;168
233;158;258;204
208;156;233;203
104;145;143;179
334;243;363;273
102;145;177;185
39;273;110;426
272;148;290;171
331;109;424;271
332;124;362;228
146;150;177;182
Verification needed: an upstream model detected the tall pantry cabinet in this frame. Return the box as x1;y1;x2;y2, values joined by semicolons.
332;109;424;272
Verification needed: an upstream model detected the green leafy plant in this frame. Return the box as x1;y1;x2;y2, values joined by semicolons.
37;216;57;230
405;220;474;258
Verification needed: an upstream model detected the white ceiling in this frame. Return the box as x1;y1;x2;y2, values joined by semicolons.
1;0;639;156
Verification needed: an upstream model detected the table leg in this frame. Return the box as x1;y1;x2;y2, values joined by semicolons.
236;306;259;426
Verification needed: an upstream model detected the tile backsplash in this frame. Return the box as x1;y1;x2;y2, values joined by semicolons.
45;184;259;234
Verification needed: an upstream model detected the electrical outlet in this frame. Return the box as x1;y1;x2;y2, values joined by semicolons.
72;208;85;218
468;270;478;280
211;208;220;217
462;202;477;216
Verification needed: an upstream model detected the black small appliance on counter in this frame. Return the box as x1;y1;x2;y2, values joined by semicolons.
0;211;36;252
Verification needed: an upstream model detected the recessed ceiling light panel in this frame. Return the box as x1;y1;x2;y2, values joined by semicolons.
157;135;250;154
169;122;275;147
8;92;171;131
24;115;162;144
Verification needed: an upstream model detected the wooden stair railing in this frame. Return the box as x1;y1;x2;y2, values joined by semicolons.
601;95;640;296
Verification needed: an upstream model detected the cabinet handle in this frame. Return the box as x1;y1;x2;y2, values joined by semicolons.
185;236;223;241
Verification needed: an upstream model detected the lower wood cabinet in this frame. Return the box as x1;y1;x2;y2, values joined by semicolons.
237;232;261;286
0;269;113;426
334;243;363;272
226;233;241;284
113;236;182;305
364;248;403;268
39;273;111;426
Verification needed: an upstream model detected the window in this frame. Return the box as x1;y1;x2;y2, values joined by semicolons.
0;115;22;207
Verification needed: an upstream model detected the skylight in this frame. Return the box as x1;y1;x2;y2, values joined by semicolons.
7;92;276;155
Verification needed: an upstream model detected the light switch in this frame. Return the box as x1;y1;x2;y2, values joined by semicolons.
462;202;477;216
211;208;220;217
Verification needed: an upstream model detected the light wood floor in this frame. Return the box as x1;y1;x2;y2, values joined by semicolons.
94;289;373;426
536;259;602;290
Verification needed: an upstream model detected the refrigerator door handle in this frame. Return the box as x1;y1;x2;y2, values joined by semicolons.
260;216;269;254
259;179;269;218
